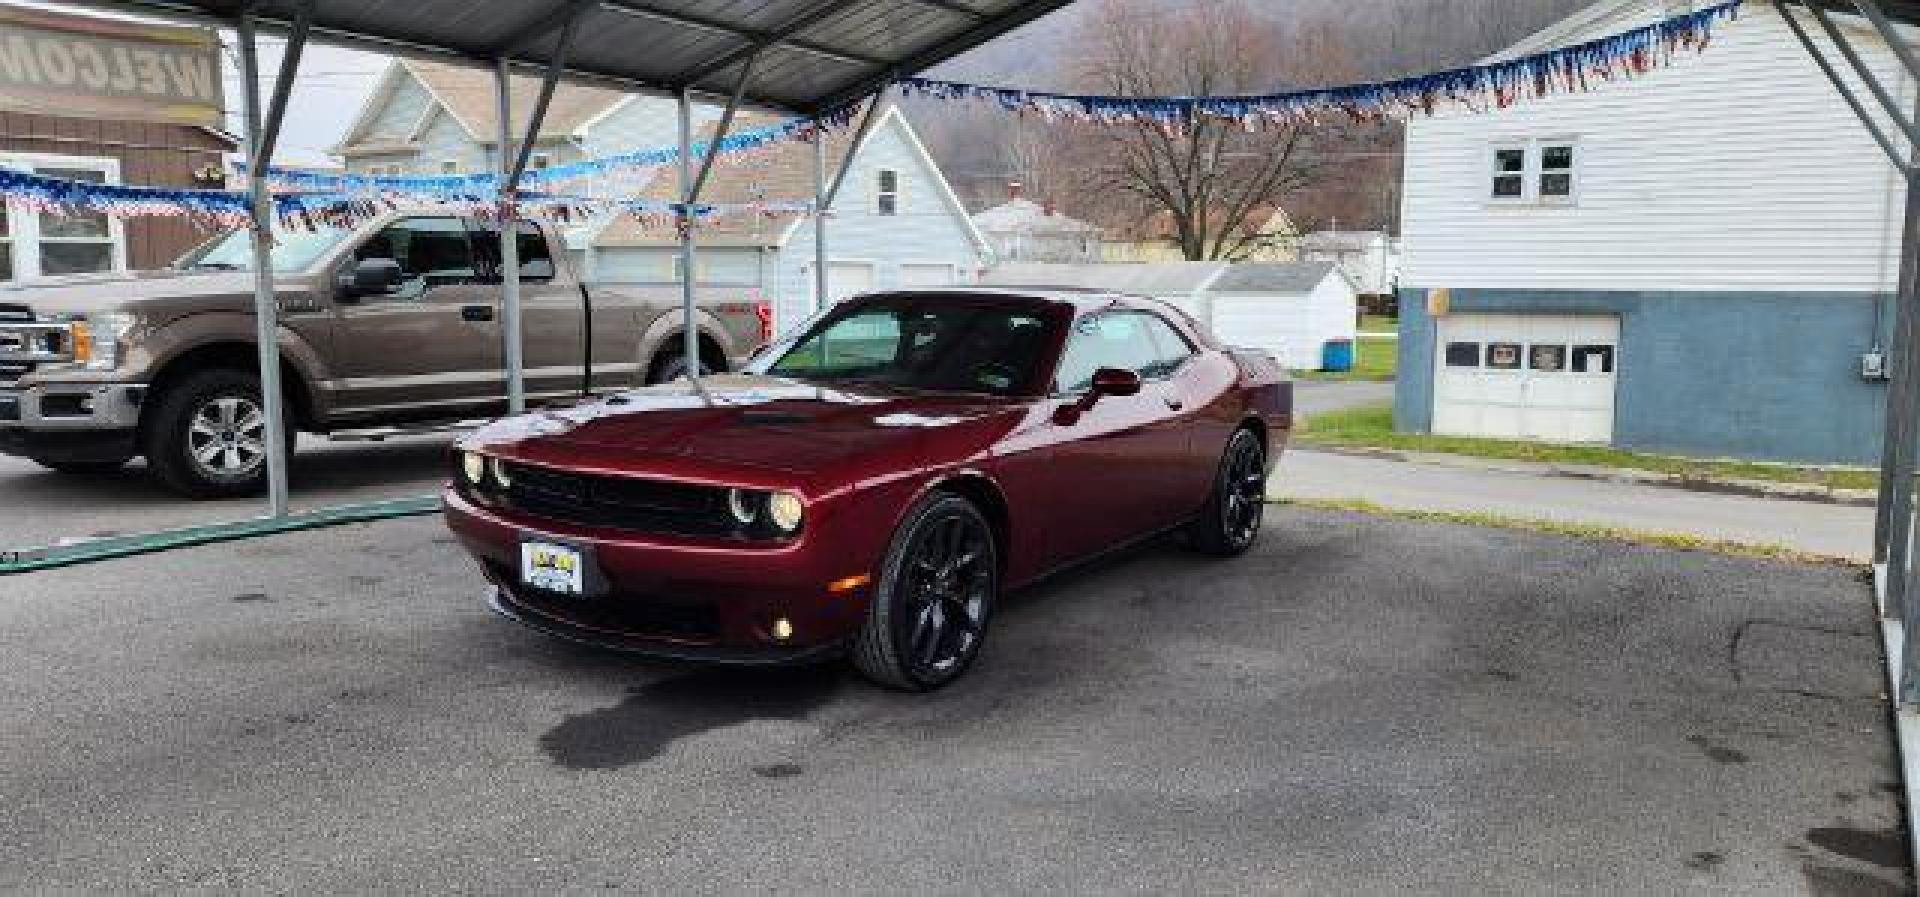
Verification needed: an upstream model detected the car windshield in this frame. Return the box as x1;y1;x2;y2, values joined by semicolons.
174;224;352;274
760;299;1058;396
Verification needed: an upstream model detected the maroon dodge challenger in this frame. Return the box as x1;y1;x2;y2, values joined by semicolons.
443;288;1293;690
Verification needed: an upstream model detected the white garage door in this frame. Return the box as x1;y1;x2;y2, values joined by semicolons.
826;262;875;305
899;263;959;288
1432;314;1619;443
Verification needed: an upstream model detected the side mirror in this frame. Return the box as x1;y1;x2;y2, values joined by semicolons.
339;258;403;298
1054;367;1143;425
1090;367;1142;397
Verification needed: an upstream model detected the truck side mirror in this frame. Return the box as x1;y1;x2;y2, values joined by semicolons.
339;258;403;299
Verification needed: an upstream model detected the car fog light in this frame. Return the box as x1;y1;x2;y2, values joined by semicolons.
461;451;487;485
767;491;804;533
772;618;794;641
489;457;514;489
726;488;760;525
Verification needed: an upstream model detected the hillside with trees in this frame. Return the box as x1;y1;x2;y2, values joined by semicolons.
912;0;1595;251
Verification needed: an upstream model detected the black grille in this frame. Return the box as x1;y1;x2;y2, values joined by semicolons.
497;564;723;641
0;304;31;323
0;361;30;385
500;464;735;536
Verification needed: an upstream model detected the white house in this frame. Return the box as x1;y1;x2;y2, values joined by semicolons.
981;261;1358;370
972;183;1104;263
334;61;989;334
1298;229;1400;297
1395;0;1913;463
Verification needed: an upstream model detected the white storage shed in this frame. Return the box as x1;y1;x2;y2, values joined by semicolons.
981;261;1357;370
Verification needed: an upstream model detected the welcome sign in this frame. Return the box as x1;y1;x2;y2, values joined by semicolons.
0;7;222;128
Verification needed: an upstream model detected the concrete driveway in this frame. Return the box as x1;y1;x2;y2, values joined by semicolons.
0;508;1902;893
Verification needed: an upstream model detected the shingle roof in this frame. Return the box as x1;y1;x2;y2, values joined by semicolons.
980;262;1230;295
1210;262;1342;294
972;198;1100;235
404;58;630;142
592;111;856;247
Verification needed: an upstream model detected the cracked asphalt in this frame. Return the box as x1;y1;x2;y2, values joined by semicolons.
0;507;1906;893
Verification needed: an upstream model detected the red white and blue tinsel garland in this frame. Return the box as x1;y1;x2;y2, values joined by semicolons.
900;0;1741;128
0;1;1739;229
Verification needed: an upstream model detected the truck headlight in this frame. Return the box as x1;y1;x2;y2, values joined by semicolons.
70;313;135;371
767;491;805;534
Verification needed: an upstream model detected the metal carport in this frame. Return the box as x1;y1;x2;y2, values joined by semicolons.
62;0;1077;522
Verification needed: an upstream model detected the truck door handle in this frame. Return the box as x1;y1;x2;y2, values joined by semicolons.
462;305;494;322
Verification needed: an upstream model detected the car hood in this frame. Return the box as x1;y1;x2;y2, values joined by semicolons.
477;374;1030;478
0;269;283;315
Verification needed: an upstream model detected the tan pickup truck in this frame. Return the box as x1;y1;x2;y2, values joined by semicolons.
0;212;768;497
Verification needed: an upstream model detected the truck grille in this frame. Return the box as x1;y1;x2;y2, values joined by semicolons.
0;304;37;385
500;464;736;537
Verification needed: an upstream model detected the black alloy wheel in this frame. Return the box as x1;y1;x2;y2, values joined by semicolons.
646;351;717;384
852;493;999;691
1189;428;1267;556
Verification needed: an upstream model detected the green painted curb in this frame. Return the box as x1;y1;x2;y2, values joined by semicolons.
0;494;442;575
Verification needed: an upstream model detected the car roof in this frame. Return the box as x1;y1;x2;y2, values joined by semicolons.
855;286;1174;316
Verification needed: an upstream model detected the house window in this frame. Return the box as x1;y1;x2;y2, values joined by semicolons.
1490;148;1526;200
0;155;122;281
876;169;899;216
1487;140;1579;205
441;160;462;175
531;153;552;170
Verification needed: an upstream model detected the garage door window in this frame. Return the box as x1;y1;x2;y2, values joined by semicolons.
1528;344;1567;372
1445;342;1480;367
1572;345;1614;374
1486;343;1522;370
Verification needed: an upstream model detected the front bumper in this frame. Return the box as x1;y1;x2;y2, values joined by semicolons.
0;382;147;462
443;487;877;663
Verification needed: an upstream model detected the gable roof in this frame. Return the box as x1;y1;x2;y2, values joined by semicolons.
592;106;987;253
981;262;1231;295
338;58;629;153
1210;262;1344;293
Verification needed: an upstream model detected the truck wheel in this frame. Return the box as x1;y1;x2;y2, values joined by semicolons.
143;369;289;499
646;350;716;384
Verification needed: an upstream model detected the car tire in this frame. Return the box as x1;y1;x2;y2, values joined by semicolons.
1187;427;1268;557
646;350;716;384
33;457;130;475
143;369;290;499
851;492;1000;692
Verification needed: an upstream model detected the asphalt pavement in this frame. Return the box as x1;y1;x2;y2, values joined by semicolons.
0;508;1902;892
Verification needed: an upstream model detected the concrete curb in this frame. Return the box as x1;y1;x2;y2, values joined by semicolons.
1294;443;1877;508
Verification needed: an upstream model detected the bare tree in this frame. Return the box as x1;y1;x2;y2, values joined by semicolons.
1052;0;1363;261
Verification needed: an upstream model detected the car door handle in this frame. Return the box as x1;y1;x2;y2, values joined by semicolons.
462;305;494;322
1164;397;1185;411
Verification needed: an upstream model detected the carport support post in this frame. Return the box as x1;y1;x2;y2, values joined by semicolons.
495;58;525;415
814;131;828;315
677;89;699;381
236;5;310;520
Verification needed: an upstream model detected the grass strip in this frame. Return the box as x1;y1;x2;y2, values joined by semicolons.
0;494;442;575
1281;496;1861;569
1297;403;1877;492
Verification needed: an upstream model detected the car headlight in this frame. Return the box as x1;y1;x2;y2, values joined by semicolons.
726;488;759;525
70;313;135;372
460;451;487;486
489;457;514;489
767;490;805;533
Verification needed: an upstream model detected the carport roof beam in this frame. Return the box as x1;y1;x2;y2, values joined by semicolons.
77;0;1081;116
1777;0;1914;172
1806;1;1920;147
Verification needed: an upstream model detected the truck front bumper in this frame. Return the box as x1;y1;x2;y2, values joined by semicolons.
0;381;146;462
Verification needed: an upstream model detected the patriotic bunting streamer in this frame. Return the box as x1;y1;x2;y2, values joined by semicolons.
0;1;1739;229
899;0;1741;129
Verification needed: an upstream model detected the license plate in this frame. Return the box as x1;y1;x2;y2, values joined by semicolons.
521;542;585;595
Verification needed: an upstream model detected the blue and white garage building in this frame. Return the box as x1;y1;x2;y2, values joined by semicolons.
1395;0;1910;465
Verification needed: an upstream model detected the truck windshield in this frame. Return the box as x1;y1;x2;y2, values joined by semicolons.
175;224;351;274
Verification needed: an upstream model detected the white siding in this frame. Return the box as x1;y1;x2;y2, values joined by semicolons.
414;109;490;175
1208;274;1358;370
1401;2;1914;292
366;77;430;139
580;96;716;159
773;112;986;333
593;247;765;285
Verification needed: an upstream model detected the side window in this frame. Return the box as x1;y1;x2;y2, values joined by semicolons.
1053;312;1161;394
471;221;557;282
353;216;476;300
1140;313;1196;379
876;169;900;216
1490;146;1526;200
